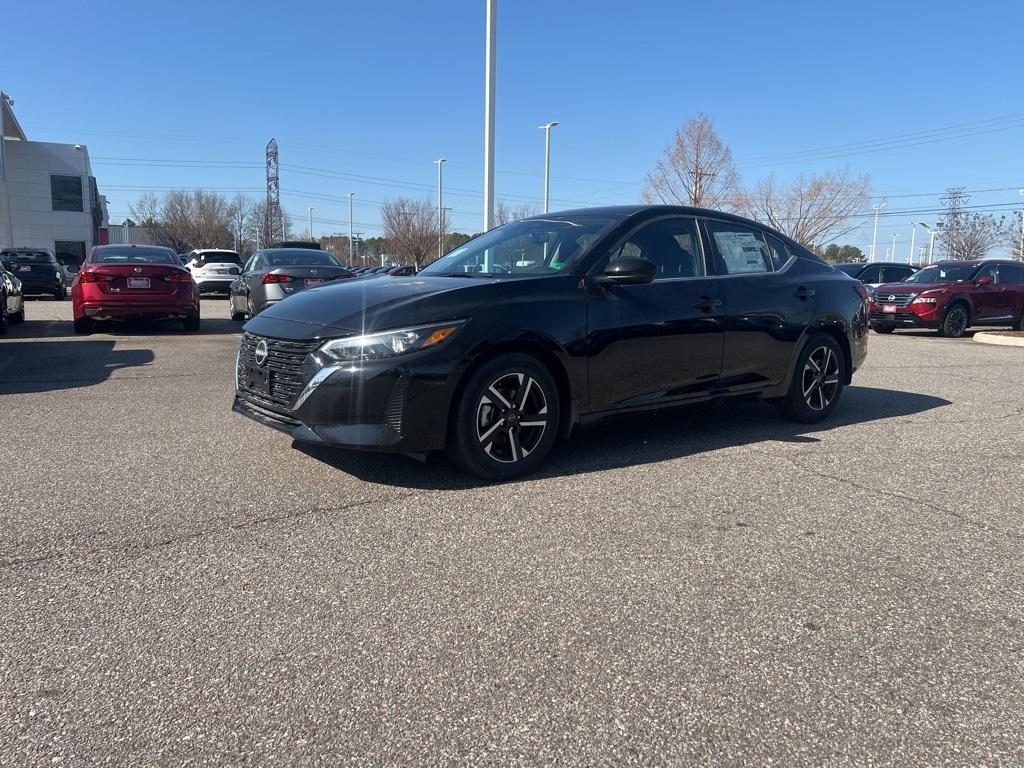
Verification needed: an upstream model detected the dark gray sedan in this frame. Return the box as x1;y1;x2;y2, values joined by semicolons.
228;249;354;320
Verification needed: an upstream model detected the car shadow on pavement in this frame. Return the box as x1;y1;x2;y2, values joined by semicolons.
295;385;952;489
0;341;155;395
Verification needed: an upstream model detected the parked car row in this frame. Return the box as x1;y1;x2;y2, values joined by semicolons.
0;248;68;300
0;260;27;334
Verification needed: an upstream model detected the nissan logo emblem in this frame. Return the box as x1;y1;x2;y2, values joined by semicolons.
254;340;269;367
134;267;143;273
888;294;896;301
310;269;317;275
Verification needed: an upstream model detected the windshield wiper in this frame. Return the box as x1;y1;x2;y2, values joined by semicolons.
436;272;488;278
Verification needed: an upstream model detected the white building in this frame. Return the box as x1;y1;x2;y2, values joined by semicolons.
0;92;108;267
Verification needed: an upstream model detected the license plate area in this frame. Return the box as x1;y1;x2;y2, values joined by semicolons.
882;304;897;313
245;365;270;394
304;278;324;288
127;277;151;289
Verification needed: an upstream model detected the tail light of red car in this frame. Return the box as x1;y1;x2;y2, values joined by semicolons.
162;272;194;283
262;273;294;284
78;270;112;283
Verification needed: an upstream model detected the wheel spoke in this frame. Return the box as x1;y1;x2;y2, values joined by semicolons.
517;376;535;410
518;420;547;429
823;376;839;385
488;384;513;409
478;417;505;445
807;356;821;374
816;385;825;410
507;427;521;462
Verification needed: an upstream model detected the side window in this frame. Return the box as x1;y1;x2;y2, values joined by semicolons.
763;234;791;271
611;218;705;279
242;256;257;273
1001;264;1023;284
857;265;882;283
880;266;913;283
705;221;773;275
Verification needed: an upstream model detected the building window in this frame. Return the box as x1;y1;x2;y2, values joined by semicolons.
51;175;83;212
55;240;87;267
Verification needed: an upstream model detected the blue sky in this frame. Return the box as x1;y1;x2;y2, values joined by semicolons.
6;0;1022;256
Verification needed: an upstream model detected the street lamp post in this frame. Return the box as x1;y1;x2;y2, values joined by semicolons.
1018;189;1024;261
890;233;898;261
871;202;887;262
483;0;496;231
539;121;559;213
347;193;354;266
919;222;938;263
907;223;916;266
308;207;313;242
434;158;446;259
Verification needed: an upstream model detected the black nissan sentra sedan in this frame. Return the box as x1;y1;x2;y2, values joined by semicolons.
233;206;868;479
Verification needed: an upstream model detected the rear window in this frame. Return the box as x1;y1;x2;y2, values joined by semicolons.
194;252;241;265
264;250;340;267
1;251;54;265
92;248;177;265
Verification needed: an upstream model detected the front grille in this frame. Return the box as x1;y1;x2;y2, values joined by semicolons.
236;333;321;412
873;292;915;307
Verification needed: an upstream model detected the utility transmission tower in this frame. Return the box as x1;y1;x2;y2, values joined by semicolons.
265;138;284;244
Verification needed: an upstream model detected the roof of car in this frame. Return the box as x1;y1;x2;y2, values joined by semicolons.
927;259;1018;267
527;205;813;254
837;261;912;268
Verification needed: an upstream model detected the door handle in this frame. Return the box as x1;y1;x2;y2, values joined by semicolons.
693;295;722;311
794;286;816;300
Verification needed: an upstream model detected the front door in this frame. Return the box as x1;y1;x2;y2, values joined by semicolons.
972;263;1013;321
586;216;724;413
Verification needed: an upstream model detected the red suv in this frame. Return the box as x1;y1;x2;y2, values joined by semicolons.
869;260;1024;337
72;244;200;334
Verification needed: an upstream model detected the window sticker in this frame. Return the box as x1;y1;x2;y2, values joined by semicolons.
714;231;767;274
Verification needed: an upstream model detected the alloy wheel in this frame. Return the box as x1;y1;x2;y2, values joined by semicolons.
801;345;840;412
946;306;968;337
475;372;549;463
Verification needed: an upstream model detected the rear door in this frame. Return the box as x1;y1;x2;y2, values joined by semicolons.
703;220;818;393
1001;265;1024;321
586;216;723;412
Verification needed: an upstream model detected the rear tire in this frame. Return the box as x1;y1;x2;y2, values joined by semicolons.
871;323;895;334
53;288;65;301
246;293;258;318
938;302;969;338
73;316;94;335
183;314;200;333
1012;308;1024;332
776;333;845;424
10;303;24;324
446;354;560;481
230;297;246;322
0;297;8;335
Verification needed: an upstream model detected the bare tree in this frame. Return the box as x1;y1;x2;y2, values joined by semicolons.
381;197;441;270
938;187;1008;260
740;169;871;251
641;113;741;210
494;200;538;226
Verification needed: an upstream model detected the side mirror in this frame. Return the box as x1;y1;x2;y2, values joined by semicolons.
976;276;993;286
594;256;657;286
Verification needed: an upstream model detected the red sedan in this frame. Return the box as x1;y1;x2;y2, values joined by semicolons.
72;245;200;334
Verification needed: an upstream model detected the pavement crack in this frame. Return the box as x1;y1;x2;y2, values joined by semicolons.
0;490;422;570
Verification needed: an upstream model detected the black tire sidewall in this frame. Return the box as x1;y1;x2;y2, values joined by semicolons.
941;303;968;338
0;295;8;335
448;354;560;481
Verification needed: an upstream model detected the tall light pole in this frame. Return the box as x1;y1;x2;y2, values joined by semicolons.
1018;189;1024;261
308;207;314;242
890;233;898;261
434;158;446;259
539;121;559;213
483;0;496;231
871;202;887;262
347;193;354;266
907;222;916;266
919;222;938;263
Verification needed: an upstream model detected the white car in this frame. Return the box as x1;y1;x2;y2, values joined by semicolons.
183;249;243;295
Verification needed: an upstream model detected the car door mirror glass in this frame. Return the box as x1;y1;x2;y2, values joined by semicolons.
976;276;993;286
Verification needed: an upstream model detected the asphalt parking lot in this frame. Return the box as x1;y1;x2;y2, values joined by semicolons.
1;298;1023;766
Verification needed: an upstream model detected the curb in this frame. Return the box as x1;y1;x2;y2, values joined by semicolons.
973;332;1024;348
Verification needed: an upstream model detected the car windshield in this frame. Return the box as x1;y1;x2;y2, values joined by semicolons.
2;251;52;265
904;264;977;284
264;250;341;267
834;264;862;277
419;216;619;277
93;248;177;265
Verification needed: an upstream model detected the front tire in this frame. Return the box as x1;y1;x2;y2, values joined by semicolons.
938;303;969;338
776;333;845;424
0;297;8;335
871;323;895;334
447;354;560;481
10;302;24;324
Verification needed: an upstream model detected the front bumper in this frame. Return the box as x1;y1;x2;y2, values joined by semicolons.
869;304;941;328
232;335;458;453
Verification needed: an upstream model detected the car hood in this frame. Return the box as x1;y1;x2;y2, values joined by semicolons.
243;275;507;340
873;282;955;296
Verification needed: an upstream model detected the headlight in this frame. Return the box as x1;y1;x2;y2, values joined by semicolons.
55;271;62;280
912;289;944;304
319;320;465;363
